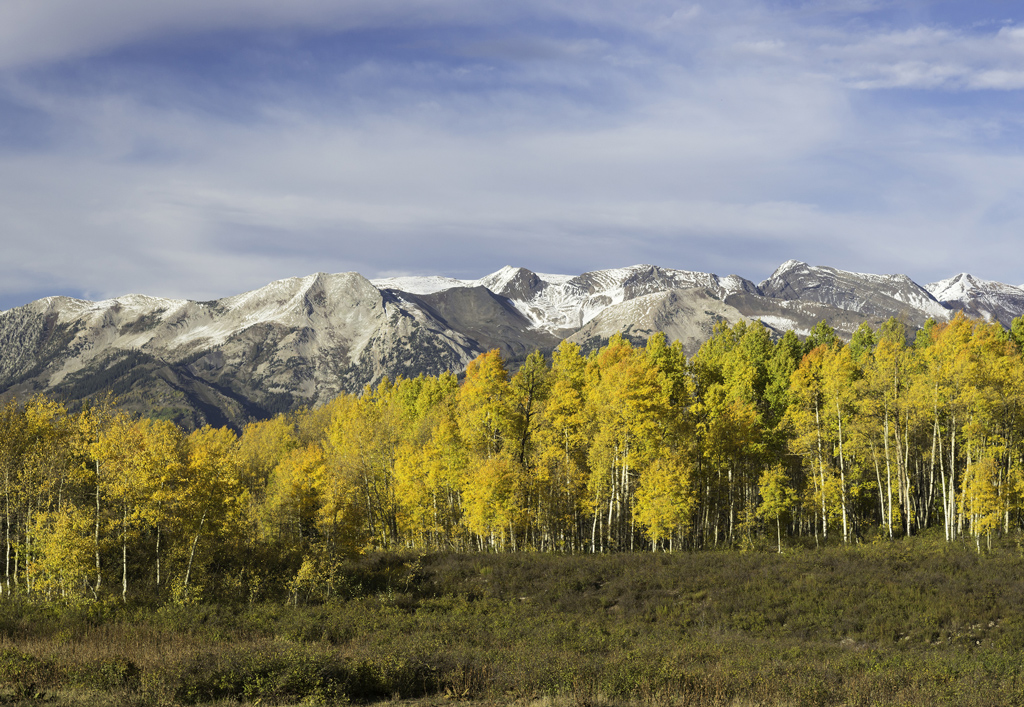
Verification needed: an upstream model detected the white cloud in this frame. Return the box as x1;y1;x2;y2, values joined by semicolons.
818;22;1024;91
3;0;1024;307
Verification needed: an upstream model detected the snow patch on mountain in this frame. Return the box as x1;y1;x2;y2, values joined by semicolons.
372;265;765;335
534;272;574;285
472;264;763;334
503;265;643;331
756;315;810;337
719;275;755;296
372;275;474;295
28;296;100;323
764;259;806;282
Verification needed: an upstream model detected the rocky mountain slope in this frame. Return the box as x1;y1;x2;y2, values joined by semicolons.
2;261;1022;429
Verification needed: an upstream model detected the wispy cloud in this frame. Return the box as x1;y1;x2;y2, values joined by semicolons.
814;22;1024;90
1;1;1024;309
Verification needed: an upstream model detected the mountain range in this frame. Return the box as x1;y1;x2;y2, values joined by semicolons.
2;260;1022;429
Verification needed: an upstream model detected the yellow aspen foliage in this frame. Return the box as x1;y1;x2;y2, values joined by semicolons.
960;455;1001;551
183;425;239;521
765;330;803;437
236;415;299;489
177;425;239;596
92;415;186;600
820;345;860;543
323;388;400;548
21;396;78;512
586;335;666;550
757;463;797;553
788;345;836;539
634;451;696;550
462;455;519;550
393;442;433;544
29;504;93;601
456;351;534;549
263;443;326;543
227;415;299;546
394;414;468;548
535;342;592;522
507;351;550;468
313;442;371;555
458;350;513;459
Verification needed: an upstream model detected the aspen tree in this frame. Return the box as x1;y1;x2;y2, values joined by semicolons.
232;415;299;555
690;322;772;547
848;322;877;365
508;351;550;468
323;384;404;547
857;321;917;538
961;455;1000;552
0;400;28;594
757;463;796;553
585;335;665;551
30;505;93;600
821;346;859;543
393;405;467;548
179;426;239;599
634;452;696;551
788;346;833;541
393;374;466;548
458;351;513;458
457;351;526;549
535;342;593;551
765;331;802;444
263;444;326;543
914;316;967;540
462;455;519;550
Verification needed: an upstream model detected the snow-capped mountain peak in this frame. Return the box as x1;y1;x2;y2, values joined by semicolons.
925;273;1024;324
759;261;949;321
771;259;808;276
926;273;1023;303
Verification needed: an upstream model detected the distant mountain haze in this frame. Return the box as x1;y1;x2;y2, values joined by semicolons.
1;261;1021;429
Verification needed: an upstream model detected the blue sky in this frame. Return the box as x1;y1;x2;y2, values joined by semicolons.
3;0;1024;309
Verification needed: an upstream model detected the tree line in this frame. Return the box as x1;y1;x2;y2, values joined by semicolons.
2;312;1024;603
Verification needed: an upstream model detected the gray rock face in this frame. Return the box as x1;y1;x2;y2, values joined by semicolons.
407;286;561;359
0;273;485;428
758;260;949;324
566;289;750;355
2;260;1023;428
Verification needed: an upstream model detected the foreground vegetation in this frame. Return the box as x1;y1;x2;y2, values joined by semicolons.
2;541;1024;706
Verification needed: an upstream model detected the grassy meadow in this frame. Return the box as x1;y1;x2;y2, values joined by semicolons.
2;534;1024;706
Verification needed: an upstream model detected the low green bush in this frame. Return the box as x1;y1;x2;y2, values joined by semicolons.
0;648;56;699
